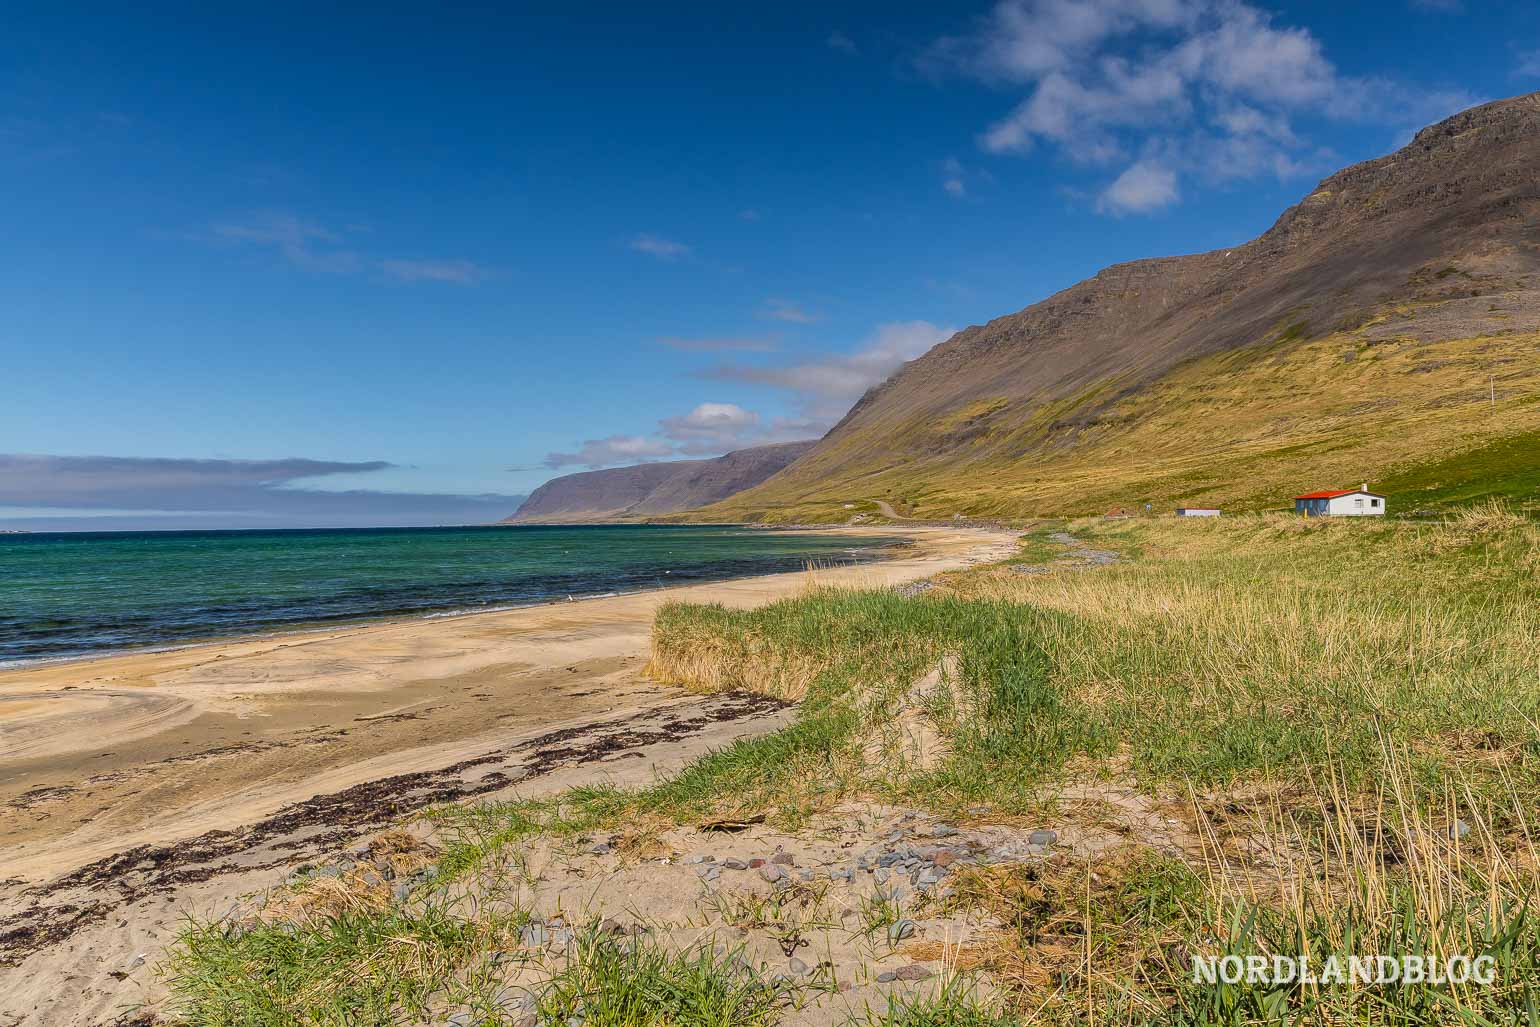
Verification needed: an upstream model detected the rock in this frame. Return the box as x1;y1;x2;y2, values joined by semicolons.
748;858;766;869
723;858;748;870
887;919;916;943
126;953;147;972
771;851;795;866
758;865;786;883
520;922;550;947
1450;819;1472;840
933;851;956;868
895;963;933;981
876;971;898;983
1029;829;1058;846
873;869;890;885
599;917;627;936
490;985;524;1010
588;842;613;855
686;854;708;864
788;957;810;975
551;927;574;946
448;1013;474;1027
916;868;941;888
932;825;959;838
392;882;412;903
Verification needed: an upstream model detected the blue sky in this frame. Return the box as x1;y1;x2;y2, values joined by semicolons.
2;1;1535;528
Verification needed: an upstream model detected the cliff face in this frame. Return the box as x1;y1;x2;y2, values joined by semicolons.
707;93;1540;517
505;441;817;522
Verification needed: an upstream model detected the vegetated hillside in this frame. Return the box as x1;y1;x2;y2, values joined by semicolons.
506;441;816;522
703;93;1540;522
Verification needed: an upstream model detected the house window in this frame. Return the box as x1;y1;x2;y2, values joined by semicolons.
1355;497;1364;507
1371;498;1380;508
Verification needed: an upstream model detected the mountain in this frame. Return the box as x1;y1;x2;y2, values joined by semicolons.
699;94;1540;521
506;441;817;522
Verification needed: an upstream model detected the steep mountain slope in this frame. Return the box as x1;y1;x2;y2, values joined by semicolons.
506;441;816;522
706;93;1540;520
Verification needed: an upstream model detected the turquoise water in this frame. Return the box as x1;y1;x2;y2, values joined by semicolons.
0;525;901;664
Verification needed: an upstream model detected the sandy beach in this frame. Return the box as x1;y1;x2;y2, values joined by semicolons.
0;524;1016;1026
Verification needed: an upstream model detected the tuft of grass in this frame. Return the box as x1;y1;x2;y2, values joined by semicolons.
162;897;523;1026
534;928;796;1026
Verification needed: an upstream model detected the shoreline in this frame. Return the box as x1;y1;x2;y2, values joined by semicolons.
0;524;1017;882
0;523;1017;1025
0;528;912;673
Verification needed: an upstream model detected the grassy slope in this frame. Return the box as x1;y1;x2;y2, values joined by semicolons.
694;326;1540;524
164;514;1540;1024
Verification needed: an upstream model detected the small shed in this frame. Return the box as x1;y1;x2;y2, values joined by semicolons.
1294;484;1386;517
1176;507;1221;517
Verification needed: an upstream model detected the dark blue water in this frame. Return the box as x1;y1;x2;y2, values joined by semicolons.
0;524;901;664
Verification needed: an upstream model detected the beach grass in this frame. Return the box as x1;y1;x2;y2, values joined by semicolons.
161;510;1540;1024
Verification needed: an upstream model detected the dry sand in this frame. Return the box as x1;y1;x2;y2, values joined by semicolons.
0;525;1017;1027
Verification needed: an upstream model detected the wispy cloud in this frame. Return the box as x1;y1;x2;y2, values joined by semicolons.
629;233;691;260
542;435;677;470
379;258;489;285
924;0;1482;215
541;400;820;470
701;320;954;423
1518;50;1540;78
213;213;361;273
658;335;779;353
209;212;489;283
827;30;858;54
760;298;820;323
0;454;522;528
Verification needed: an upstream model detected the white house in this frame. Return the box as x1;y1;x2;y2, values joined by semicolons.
1175;507;1221;517
1294;484;1386;517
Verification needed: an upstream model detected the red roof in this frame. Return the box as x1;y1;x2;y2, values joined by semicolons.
1294;489;1357;500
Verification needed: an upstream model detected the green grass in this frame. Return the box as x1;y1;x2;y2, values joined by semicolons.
534;929;796;1026
1376;428;1540;512
162;896;525;1026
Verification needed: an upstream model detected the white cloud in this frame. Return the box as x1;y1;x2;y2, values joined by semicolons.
1098;160;1179;213
540;324;954;471
703;321;954;422
659;403;765;454
542;435;677;470
629;233;691;260
929;0;1480;215
760;298;820;323
542;400;819;469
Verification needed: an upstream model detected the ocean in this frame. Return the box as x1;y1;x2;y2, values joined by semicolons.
0;524;901;664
